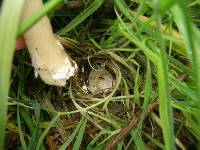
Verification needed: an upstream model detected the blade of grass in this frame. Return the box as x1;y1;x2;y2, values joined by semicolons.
115;3;175;148
18;0;64;36
116;141;123;150
169;74;197;101
158;0;178;16
172;0;200;125
155;2;175;149
108;52;136;77
132;130;148;150
114;0;136;26
86;130;111;148
20;109;45;150
143;59;152;109
171;101;197;114
115;0;186;56
171;3;200;143
129;10;186;56
114;8;159;64
122;78;130;109
58;0;103;35
168;55;192;76
134;66;140;106
17;106;28;150
0;0;25;148
129;60;152;150
143;132;165;149
20;111;35;134
35;115;59;150
72;114;88;150
184;113;200;140
28;103;42;150
59;115;87;150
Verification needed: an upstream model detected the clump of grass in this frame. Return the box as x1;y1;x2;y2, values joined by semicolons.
0;0;200;149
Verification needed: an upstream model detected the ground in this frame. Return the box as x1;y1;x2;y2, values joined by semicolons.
1;0;200;149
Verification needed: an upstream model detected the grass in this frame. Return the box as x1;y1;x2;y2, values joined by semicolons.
0;0;25;149
0;0;200;149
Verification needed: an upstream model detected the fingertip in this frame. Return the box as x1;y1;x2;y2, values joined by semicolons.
15;37;26;50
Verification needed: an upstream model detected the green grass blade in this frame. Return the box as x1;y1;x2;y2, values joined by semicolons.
58;0;103;35
171;101;197;114
18;0;64;36
169;74;197;101
184;113;200;140
122;78;131;108
155;3;175;149
143;59;152;109
28;103;43;150
36;115;59;150
114;0;136;25
143;133;165;149
114;8;159;64
0;0;25;148
134;66;140;106
20;111;35;134
172;1;200;124
59;115;86;150
168;55;193;76
132;130;148;150
72;114;88;150
115;1;175;148
158;0;178;16
17;106;28;150
87;130;110;148
156;33;175;149
20;110;45;150
108;52;136;77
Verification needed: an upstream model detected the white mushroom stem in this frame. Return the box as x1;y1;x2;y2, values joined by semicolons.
21;0;77;86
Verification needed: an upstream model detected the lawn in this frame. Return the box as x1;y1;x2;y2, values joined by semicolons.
0;0;200;149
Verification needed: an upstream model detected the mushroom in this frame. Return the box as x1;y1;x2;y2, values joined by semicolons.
21;0;77;86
